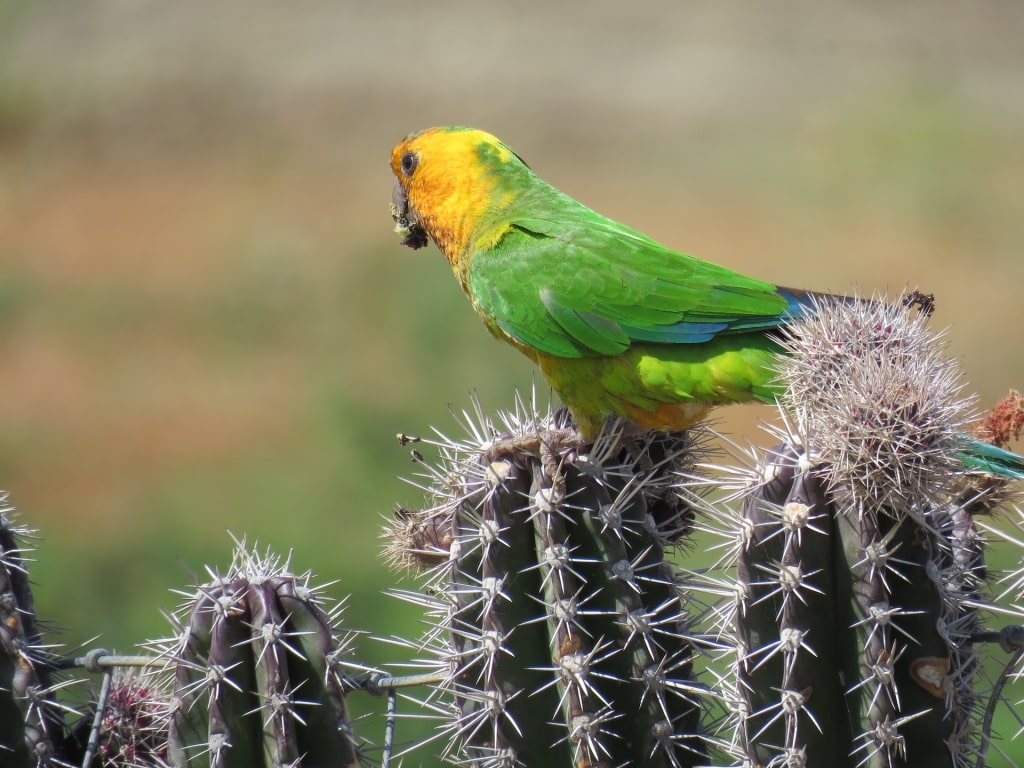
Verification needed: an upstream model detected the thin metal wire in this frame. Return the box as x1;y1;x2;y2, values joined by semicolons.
365;670;448;692
382;688;398;768
52;651;448;692
977;647;1024;768
49;651;165;672
81;669;113;768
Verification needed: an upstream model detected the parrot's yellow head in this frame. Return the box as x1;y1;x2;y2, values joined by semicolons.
390;126;520;269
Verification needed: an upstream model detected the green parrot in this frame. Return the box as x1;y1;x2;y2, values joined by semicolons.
389;126;1024;479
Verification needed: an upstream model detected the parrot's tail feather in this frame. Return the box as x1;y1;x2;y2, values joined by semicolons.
960;438;1024;480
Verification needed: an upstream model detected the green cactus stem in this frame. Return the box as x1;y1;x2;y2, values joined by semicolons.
709;295;1024;768
731;440;982;767
165;541;365;768
388;401;711;768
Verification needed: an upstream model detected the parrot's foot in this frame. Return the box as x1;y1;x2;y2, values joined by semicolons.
484;426;588;507
585;417;661;473
483;427;586;469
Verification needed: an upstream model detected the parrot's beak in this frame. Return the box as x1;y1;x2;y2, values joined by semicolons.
391;179;429;250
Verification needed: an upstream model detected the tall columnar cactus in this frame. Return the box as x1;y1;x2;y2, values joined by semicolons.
163;541;366;768
388;402;714;768
389;297;1024;768
726;441;987;767
737;300;954;765
687;296;1024;768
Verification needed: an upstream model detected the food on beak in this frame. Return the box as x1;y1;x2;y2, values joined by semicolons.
391;180;429;250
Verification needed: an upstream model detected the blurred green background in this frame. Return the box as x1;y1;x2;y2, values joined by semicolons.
1;0;1023;763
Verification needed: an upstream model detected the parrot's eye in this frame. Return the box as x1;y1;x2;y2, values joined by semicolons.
400;151;418;176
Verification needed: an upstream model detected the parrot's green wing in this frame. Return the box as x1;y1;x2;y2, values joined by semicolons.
469;214;810;359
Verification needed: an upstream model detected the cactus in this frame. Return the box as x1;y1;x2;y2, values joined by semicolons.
738;300;964;766
0;504;77;768
386;399;715;767
690;296;1024;768
2;295;1024;768
1;525;371;768
162;540;366;768
84;668;172;767
724;440;986;767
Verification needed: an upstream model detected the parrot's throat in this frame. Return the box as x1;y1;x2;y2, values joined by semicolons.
422;213;471;271
412;183;501;288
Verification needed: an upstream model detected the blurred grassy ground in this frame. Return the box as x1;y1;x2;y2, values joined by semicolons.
1;0;1023;762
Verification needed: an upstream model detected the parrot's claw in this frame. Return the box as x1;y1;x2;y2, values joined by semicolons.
482;427;587;468
481;427;587;508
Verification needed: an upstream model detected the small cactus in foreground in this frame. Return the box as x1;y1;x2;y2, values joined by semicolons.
389;296;1024;767
162;542;366;768
1;524;372;768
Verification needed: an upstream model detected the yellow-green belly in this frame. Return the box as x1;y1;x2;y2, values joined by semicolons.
535;335;782;438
